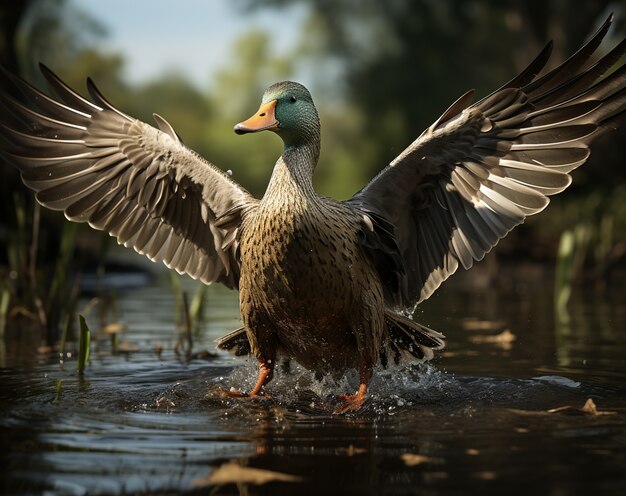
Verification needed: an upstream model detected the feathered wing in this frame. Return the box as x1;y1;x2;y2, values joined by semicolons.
0;64;258;288
349;14;626;311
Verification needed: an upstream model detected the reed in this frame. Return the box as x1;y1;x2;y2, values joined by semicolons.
169;272;211;357
0;285;9;337
554;230;574;321
77;315;91;374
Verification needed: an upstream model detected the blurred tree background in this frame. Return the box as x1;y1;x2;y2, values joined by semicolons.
1;0;625;272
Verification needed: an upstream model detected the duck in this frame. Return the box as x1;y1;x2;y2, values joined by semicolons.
1;15;625;413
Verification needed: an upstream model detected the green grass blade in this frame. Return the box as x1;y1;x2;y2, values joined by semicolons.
78;315;91;374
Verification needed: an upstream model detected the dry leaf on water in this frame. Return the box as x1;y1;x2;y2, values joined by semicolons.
461;318;505;331
101;323;125;334
468;330;516;350
337;444;367;456
193;462;302;487
401;454;442;466
548;398;616;416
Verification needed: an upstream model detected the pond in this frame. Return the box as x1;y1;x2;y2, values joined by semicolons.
2;265;626;495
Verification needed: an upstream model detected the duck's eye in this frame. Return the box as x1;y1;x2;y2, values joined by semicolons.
290;95;297;103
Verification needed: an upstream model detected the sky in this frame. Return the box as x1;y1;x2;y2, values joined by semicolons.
77;0;308;89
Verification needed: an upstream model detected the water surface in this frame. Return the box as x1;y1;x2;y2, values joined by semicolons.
2;268;625;495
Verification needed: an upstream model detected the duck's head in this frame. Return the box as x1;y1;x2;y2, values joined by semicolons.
234;81;320;149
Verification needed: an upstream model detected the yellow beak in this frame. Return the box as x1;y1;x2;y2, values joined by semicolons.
234;100;279;134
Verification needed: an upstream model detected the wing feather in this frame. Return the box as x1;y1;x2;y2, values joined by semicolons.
348;14;626;310
0;65;258;288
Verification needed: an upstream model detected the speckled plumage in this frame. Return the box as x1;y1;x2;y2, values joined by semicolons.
239;145;386;374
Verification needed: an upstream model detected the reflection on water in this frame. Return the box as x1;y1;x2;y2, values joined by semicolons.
1;269;626;495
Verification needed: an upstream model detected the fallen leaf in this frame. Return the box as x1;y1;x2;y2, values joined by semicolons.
580;398;600;415
337;444;367;456
581;398;617;416
465;448;480;455
461;318;505;331
193;462;302;487
401;453;442;466
548;398;616;416
101;322;125;334
468;330;516;350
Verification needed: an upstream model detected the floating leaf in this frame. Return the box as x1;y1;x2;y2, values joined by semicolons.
401;453;441;466
193;462;302;487
337;445;367;456
461;318;505;331
548;398;616;416
101;323;125;334
468;330;516;350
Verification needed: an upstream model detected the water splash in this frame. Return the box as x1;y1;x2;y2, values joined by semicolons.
209;359;586;416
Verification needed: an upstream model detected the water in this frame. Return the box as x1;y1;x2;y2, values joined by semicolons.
2;268;626;495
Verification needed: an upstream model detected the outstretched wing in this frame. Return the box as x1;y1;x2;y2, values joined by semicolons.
0;64;258;288
349;14;626;311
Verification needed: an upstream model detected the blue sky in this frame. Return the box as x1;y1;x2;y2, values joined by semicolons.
78;0;308;89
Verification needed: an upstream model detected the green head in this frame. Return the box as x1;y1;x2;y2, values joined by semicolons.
234;81;320;149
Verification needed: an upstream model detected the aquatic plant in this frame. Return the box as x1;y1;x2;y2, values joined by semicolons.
553;185;626;316
77;315;91;374
170;272;211;357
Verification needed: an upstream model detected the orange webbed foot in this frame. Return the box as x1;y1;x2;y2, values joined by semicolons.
333;391;366;414
333;394;366;414
220;359;274;400
220;388;271;400
333;366;371;414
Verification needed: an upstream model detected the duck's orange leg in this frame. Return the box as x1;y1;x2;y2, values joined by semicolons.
334;362;373;414
224;360;274;398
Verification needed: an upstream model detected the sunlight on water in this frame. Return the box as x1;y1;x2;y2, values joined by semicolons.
211;359;593;418
2;273;626;495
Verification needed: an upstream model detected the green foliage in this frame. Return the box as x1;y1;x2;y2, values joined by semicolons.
0;285;9;336
77;315;91;374
16;0;107;82
170;272;211;356
46;221;78;327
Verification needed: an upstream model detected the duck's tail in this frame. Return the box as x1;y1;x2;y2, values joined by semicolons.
380;311;445;367
215;312;446;367
215;327;251;356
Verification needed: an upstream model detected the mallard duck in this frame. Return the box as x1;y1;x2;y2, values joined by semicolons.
1;15;625;412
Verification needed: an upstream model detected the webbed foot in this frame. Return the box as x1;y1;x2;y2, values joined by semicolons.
333;380;369;414
221;359;274;400
333;392;366;414
220;388;271;400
